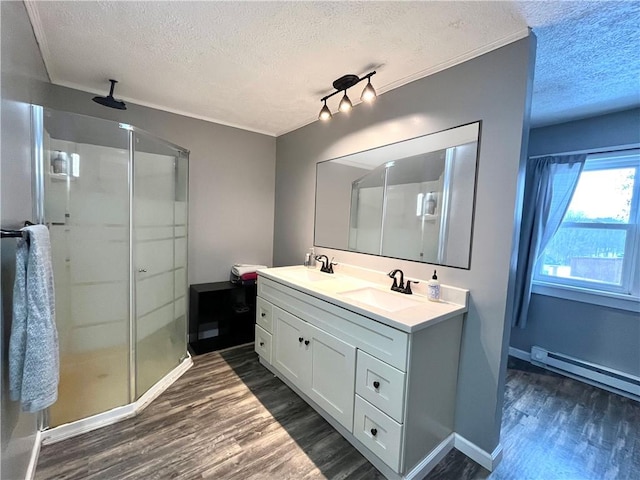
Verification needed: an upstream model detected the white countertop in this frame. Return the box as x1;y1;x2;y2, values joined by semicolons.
257;265;468;333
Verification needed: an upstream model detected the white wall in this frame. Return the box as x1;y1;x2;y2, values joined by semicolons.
274;36;536;454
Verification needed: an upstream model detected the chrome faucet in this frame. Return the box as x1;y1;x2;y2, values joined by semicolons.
315;255;337;274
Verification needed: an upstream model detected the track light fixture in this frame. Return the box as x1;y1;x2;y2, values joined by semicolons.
318;71;377;121
339;92;353;112
319;100;332;120
360;78;377;102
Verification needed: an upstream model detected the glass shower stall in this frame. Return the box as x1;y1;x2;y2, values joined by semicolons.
33;106;189;427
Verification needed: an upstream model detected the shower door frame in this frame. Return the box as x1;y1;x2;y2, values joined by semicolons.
31;106;190;427
122;122;190;404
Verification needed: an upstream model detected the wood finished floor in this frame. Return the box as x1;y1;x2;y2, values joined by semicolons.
35;345;640;480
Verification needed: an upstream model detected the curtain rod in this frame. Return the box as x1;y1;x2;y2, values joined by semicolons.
528;143;640;160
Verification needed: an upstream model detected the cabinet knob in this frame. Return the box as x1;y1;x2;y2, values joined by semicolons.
371;428;377;437
261;312;266;317
373;381;380;389
304;340;310;346
299;337;304;343
259;341;264;347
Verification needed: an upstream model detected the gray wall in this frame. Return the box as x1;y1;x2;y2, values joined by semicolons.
274;37;536;455
510;108;640;377
527;108;640;157
1;2;50;478
33;84;276;285
315;162;367;249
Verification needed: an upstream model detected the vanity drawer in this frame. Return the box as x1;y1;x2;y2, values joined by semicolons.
254;324;272;363
356;350;406;423
256;297;273;333
354;395;403;473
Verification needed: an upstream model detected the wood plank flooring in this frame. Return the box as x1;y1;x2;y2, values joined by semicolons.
35;346;640;480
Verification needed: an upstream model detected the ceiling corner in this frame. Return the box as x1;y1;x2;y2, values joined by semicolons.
23;0;54;82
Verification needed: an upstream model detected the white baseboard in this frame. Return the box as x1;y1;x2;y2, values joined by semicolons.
454;433;502;472
510;346;639;401
42;356;193;445
135;356;193;412
508;346;531;362
405;433;455;479
24;429;42;480
41;403;136;445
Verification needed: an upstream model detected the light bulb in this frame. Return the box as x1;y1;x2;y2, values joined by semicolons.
361;80;377;102
319;102;332;121
339;92;352;112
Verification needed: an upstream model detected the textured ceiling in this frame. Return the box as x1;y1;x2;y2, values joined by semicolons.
26;1;640;136
516;1;640;127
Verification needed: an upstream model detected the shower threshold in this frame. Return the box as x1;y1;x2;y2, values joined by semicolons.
40;355;193;445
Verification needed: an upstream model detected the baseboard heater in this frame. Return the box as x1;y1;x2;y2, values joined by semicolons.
530;346;640;400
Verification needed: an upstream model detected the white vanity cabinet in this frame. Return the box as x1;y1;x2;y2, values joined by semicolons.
273;306;356;430
254;271;465;480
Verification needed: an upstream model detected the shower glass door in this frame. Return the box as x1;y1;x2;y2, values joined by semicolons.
132;132;188;399
42;109;131;426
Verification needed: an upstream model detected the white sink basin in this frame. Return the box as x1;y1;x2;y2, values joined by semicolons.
338;287;422;312
280;269;335;283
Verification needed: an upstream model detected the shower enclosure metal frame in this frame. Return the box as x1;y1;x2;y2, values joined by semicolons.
120;122;190;405
31;105;190;428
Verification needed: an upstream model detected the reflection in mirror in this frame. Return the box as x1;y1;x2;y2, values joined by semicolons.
315;122;480;269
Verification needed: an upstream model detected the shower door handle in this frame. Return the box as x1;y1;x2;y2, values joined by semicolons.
138;268;147;273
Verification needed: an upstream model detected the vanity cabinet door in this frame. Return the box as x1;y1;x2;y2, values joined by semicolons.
306;323;356;432
273;306;310;389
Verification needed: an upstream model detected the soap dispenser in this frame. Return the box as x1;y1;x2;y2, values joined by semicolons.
427;270;440;301
305;247;316;268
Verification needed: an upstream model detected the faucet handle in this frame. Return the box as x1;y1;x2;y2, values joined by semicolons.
328;258;338;274
404;280;419;295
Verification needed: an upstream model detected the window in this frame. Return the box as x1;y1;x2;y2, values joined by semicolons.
534;149;640;300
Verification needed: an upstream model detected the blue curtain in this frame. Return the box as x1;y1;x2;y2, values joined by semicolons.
512;154;587;328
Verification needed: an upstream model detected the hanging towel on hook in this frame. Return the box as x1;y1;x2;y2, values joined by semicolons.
9;225;59;412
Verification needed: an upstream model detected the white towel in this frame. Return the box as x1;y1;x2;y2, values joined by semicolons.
9;225;59;412
231;264;268;277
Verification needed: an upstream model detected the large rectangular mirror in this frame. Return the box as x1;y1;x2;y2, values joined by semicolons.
314;121;480;269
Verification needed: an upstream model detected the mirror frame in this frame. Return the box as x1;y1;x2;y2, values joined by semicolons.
313;120;482;269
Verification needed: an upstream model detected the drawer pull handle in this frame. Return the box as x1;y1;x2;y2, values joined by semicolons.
304;340;310;346
261;312;266;317
299;337;304;343
259;341;264;347
370;428;377;437
373;381;380;389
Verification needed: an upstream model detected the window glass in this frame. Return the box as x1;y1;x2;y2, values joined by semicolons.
565;168;635;224
540;227;627;286
535;151;639;295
